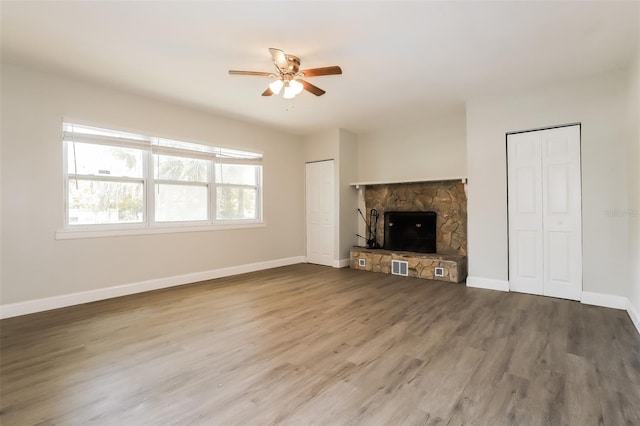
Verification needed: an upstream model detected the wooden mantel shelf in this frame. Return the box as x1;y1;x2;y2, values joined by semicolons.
350;177;467;189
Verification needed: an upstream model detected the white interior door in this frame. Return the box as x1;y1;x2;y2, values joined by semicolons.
541;126;582;300
508;131;544;295
306;160;335;266
508;125;582;301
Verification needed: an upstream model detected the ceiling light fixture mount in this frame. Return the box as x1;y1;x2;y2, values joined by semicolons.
229;48;342;99
270;75;304;99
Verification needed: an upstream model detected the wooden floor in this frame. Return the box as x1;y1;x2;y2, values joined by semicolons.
1;264;639;425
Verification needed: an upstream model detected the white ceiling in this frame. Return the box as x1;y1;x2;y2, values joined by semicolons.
2;1;638;135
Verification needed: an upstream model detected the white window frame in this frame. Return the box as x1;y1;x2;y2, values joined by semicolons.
152;151;212;225
59;123;264;239
215;162;263;223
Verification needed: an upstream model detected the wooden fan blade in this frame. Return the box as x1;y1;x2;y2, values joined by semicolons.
269;48;288;70
300;66;342;77
261;87;274;96
299;79;326;96
228;70;272;76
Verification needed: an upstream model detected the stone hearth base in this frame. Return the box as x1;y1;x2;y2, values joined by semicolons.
350;247;467;283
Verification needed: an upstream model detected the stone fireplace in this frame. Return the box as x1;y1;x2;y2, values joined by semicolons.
366;180;467;255
350;179;468;283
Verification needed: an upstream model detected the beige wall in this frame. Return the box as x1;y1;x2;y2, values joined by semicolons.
302;128;358;264
1;63;305;304
302;129;340;164
356;108;466;183
338;129;359;261
466;67;631;297
628;53;640;316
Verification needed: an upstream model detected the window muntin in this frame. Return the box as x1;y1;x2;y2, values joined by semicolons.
63;123;262;229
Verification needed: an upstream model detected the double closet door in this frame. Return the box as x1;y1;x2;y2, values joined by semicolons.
507;125;582;301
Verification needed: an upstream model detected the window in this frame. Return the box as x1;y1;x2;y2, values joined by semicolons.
67;143;144;225
63;123;263;230
154;153;209;223
216;164;260;220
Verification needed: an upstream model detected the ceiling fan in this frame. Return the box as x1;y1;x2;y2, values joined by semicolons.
228;48;342;99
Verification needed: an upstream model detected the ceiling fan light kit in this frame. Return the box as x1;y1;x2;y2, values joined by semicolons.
229;48;342;99
289;79;303;95
268;79;283;94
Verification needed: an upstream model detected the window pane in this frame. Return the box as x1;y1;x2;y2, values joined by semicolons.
67;142;143;178
155;155;208;182
155;184;208;222
216;187;257;220
215;164;258;185
68;180;143;225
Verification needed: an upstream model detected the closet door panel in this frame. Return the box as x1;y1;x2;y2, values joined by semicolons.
507;132;544;296
541;125;582;300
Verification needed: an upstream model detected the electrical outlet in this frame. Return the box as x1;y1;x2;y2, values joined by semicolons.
435;267;444;277
358;258;366;267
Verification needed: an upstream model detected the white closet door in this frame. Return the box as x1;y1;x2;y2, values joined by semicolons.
508;125;582;301
306;160;335;266
508;132;544;296
540;126;582;300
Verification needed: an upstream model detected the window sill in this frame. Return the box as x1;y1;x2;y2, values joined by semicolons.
55;222;266;240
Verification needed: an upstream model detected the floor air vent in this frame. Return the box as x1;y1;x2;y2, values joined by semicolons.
391;260;409;276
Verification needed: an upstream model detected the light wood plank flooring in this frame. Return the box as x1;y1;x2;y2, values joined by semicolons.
1;264;639;425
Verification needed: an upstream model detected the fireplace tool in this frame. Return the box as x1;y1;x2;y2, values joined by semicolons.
356;208;381;249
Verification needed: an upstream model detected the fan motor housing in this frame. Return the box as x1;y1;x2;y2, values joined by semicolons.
285;55;301;73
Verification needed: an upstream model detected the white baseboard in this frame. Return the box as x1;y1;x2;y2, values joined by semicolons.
0;256;306;319
627;300;640;336
575;292;639;336
334;258;351;268
580;291;628;310
466;276;509;292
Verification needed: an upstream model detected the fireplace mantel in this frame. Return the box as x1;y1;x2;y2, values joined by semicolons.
350;177;467;189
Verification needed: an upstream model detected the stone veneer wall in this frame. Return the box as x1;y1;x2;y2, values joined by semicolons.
365;181;467;255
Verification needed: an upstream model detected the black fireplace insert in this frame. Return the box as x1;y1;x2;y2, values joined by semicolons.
384;211;437;253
